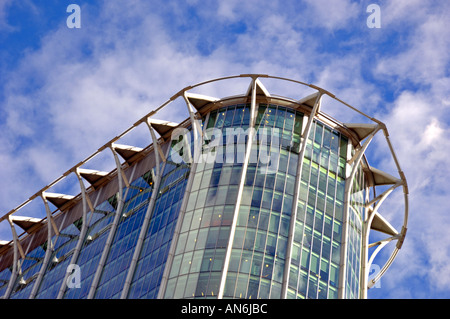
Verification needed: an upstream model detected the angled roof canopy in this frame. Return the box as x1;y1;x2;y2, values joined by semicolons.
185;92;219;115
370;211;398;237
78;168;109;189
344;123;379;141
368;166;401;186
245;78;271;98
9;216;44;234
44;193;76;210
112;143;144;164
147;118;179;139
298;91;321;109
0;240;12;250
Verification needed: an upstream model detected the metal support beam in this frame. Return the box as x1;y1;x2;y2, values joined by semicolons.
217;76;259;299
87;146;134;299
29;193;59;299
155;158;196;299
147;120;168;165
121;121;169;299
56;169;98;299
178;93;202;165
339;125;381;299
156;111;211;299
184;92;203;141
281;90;323;298
111;144;131;188
3;216;25;299
361;180;403;297
365;181;402;208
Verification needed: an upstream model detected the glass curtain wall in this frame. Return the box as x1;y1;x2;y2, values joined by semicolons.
287;120;348;299
8;242;46;299
58;170;154;299
5;125;194;300
0;100;366;300
162;103;305;299
127;137;191;299
163;104;250;299
59;195;121;299
93;172;154;299
345;154;365;299
0;266;11;297
3;168;154;299
222;104;303;299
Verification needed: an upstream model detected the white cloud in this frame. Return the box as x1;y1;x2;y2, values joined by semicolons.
302;0;359;30
362;1;450;297
0;1;401;223
216;0;279;22
375;8;450;84
0;0;14;32
374;85;450;295
381;0;439;27
0;1;245;216
422;118;444;146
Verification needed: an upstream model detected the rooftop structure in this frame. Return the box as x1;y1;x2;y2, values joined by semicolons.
0;74;408;299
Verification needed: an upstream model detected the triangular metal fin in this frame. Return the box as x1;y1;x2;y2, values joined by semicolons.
344;123;378;141
371;211;399;236
298;91;321;108
245;78;271;98
369;166;401;186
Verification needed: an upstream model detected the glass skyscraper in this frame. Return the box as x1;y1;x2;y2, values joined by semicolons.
0;75;408;299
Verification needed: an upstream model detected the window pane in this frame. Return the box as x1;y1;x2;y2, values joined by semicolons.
247;277;260;299
219;166;232;185
225;186;239;205
195;273;210;297
184;273;199;298
224;273;237;297
223;106;235;128
243;229;256;250
215;186;228;206
195;228;208;250
254;231;267;253
206;228;219;248
262;189;273;209
228;250;241;272
233;106;244;126
190;250;203;273
180;252;193;275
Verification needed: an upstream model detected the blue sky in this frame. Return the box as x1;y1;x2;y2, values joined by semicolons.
0;0;449;299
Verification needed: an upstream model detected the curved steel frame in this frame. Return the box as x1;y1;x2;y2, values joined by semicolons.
0;74;408;299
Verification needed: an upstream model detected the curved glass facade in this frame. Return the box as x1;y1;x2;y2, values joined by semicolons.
0;102;363;299
0;75;407;300
127;160;190;298
160;102;355;299
222;104;303;299
163;104;249;298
